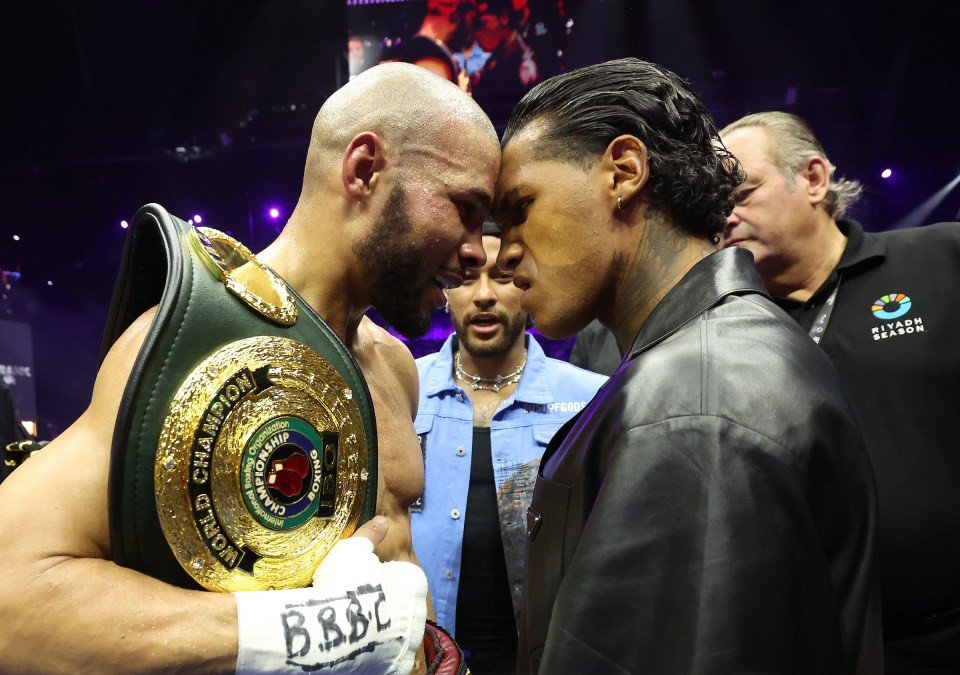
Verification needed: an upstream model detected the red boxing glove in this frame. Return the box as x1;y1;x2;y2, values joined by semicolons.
423;620;469;675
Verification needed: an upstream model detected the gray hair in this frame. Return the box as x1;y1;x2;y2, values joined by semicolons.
721;111;862;219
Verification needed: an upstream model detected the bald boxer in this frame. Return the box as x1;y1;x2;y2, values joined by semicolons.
0;63;499;674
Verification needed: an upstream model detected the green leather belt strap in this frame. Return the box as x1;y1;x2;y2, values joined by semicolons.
100;203;378;589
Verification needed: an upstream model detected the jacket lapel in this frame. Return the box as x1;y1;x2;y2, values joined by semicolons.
627;248;769;360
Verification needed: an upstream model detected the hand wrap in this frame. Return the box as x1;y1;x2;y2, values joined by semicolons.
236;537;428;674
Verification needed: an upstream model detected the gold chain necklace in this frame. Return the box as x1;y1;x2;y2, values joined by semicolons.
454;350;527;392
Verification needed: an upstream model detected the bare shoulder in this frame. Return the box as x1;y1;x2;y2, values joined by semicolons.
355;317;419;416
356;316;412;361
0;308;157;563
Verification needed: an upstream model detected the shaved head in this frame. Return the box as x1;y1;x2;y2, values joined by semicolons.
268;62;500;343
302;62;497;196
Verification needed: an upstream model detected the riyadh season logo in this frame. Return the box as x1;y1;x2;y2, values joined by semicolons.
871;293;911;320
870;292;925;341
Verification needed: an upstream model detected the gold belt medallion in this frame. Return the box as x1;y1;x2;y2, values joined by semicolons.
155;336;370;592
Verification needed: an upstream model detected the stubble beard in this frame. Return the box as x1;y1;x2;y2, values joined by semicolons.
354;184;433;339
453;308;528;358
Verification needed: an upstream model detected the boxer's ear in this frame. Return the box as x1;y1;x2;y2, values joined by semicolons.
602;134;649;216
342;131;386;199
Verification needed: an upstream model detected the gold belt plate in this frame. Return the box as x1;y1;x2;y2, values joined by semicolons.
155;336;370;592
189;226;299;327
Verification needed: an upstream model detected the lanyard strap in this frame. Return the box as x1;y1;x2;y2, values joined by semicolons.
809;274;842;344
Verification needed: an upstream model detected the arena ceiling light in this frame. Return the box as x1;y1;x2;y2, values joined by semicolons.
893;170;960;230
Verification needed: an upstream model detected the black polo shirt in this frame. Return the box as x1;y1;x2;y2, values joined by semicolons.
775;220;960;653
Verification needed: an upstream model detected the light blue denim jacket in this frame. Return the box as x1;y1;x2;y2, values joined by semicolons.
411;334;606;635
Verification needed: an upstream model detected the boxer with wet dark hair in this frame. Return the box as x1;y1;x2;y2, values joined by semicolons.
496;58;882;674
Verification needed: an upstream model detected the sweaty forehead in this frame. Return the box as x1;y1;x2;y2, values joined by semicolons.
450;130;501;193
502;118;550;160
401;123;497;198
425;115;498;166
497;128;538;187
495;124;564;210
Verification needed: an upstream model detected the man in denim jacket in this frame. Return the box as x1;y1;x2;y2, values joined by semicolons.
411;222;605;673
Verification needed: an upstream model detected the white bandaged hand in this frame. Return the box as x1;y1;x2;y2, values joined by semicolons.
236;535;428;674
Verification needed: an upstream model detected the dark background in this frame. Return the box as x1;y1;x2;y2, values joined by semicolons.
1;0;958;435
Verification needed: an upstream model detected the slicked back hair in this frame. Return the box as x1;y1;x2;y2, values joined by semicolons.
502;58;744;239
721;111;863;219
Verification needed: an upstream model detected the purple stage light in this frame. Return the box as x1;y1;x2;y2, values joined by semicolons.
12;234;20;241
193;214;203;224
120;220;129;229
46;280;53;286
881;168;893;179
268;206;281;220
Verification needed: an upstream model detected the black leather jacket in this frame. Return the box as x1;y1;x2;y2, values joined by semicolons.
519;248;883;674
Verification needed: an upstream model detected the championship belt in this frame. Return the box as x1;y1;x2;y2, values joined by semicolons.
101;204;377;591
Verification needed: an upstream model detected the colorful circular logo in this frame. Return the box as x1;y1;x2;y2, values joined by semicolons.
240;416;327;531
871;293;912;320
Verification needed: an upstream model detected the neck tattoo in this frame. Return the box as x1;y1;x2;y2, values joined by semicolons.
454;350;526;392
